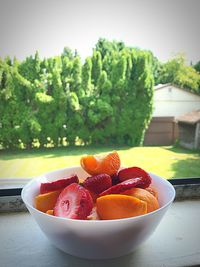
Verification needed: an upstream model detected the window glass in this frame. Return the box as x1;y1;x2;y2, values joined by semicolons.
0;0;199;187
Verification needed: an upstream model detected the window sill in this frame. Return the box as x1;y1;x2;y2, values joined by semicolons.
0;178;200;212
1;199;200;266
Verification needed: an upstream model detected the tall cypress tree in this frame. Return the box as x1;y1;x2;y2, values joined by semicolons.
0;61;18;148
82;57;93;96
70;56;82;97
91;50;102;86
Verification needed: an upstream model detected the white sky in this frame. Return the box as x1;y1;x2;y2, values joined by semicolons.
0;0;199;63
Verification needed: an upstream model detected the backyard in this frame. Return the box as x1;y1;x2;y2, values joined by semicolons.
0;145;199;179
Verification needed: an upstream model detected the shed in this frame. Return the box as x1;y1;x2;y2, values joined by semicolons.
144;84;200;146
176;110;200;150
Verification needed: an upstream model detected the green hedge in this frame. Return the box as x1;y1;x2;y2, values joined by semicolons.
0;39;154;149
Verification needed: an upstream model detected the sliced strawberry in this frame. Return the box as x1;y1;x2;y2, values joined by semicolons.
118;167;151;188
99;177;149;196
111;173;120;185
88;190;98;202
40;175;79;194
83;174;112;194
54;183;93;219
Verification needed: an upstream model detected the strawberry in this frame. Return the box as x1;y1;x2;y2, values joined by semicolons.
111;173;120;185
83;174;112;194
99;177;150;196
40;175;79;194
118;167;151;188
54;183;93;219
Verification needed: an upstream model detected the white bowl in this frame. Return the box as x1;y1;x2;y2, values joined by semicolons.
21;166;175;259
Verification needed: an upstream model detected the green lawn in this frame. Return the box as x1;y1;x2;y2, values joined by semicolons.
0;146;199;179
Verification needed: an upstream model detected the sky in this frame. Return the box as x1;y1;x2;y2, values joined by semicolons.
0;0;199;64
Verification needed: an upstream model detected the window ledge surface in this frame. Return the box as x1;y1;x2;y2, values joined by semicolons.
1;200;200;267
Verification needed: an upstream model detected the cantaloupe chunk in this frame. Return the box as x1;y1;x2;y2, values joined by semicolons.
123;188;159;213
145;186;159;199
46;210;54;215
96;194;147;220
35;190;61;213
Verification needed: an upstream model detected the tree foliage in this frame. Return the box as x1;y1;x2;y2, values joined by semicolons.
157;54;200;93
0;39;155;149
193;60;200;73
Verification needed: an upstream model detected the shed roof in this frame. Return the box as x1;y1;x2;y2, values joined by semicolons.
154;83;171;90
176;110;200;125
154;83;200;98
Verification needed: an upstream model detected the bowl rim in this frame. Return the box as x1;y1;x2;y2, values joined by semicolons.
21;166;176;223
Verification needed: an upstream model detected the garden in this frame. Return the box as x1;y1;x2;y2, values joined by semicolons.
0;145;199;179
0;39;200;179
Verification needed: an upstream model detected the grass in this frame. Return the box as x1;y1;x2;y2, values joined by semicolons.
0;145;199;179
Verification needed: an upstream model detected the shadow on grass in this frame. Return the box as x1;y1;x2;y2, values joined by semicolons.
164;146;200;178
164;145;200;155
0;145;131;160
170;157;200;178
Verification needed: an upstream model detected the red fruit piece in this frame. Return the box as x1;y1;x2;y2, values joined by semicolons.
54;183;93;219
83;174;112;195
118;167;151;188
111;173;120;185
100;177;149;197
40;175;79;194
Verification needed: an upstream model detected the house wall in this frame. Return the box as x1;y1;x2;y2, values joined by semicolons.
153;85;200;117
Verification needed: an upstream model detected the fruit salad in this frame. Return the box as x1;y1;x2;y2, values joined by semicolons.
34;151;159;220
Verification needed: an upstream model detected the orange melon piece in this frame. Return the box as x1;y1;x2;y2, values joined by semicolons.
80;151;120;176
145;186;159;199
35;190;61;213
46;210;54;215
96;194;147;220
123;188;159;213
